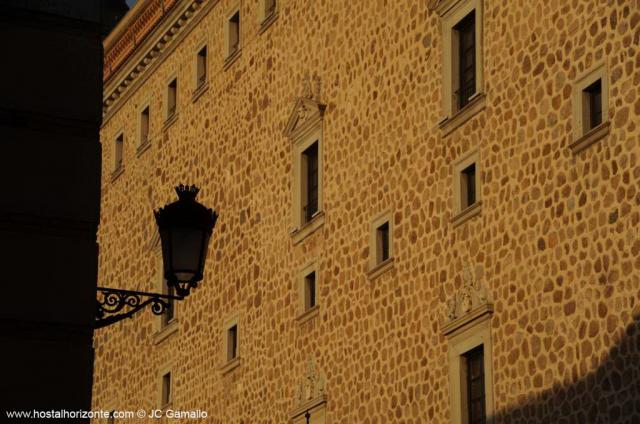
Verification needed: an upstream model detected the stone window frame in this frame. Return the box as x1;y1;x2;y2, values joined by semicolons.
443;308;495;424
157;363;173;410
153;245;178;344
258;0;278;34
367;211;395;280
296;259;320;324
569;62;610;154
163;73;178;129
451;147;481;227
111;129;125;181
224;3;242;69
192;39;209;102
136;99;151;156
220;313;241;374
437;0;486;136
290;123;325;244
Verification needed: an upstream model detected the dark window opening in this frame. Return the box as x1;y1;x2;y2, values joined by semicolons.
114;134;123;170
227;324;238;361
465;346;486;424
162;279;175;326
455;12;476;110
377;222;390;264
197;46;207;87
167;79;177;117
303;142;319;223
161;372;171;407
140;106;149;144
229;12;240;54
304;271;316;310
461;163;476;209
585;79;602;130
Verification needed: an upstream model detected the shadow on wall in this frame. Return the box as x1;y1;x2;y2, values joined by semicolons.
492;314;640;424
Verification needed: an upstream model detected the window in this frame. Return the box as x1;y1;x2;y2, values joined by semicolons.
464;346;486;424
140;106;149;146
227;324;238;361
304;271;317;310
161;372;171;407
107;411;115;424
438;0;485;135
442;278;494;424
302;142;319;224
167;78;177;119
460;163;476;209
584;79;603;132
452;148;481;227
454;12;475;109
227;10;240;58
369;212;394;278
265;0;276;18
376;222;390;264
113;133;123;172
284;96;325;243
196;46;207;88
161;279;175;327
570;62;609;153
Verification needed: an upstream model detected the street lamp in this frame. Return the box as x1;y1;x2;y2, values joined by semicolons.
95;184;218;329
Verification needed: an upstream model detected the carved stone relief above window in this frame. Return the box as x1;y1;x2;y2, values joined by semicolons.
290;359;327;424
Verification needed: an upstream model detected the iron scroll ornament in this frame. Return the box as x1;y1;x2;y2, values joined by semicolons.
95;287;183;329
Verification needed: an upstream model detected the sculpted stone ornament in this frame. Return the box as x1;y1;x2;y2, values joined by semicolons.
295;359;325;406
283;77;326;140
444;263;491;325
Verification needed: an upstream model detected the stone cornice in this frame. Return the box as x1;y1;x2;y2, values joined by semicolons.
102;0;212;124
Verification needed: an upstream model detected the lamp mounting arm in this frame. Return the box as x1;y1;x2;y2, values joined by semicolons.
95;286;184;329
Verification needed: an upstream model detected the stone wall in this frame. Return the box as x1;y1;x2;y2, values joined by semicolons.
93;0;640;422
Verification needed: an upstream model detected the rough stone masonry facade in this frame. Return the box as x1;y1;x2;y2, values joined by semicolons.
93;0;640;422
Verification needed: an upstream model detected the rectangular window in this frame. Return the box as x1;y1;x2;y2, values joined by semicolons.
376;222;390;264
304;271;317;310
167;78;177;118
114;134;123;171
140;106;149;145
161;372;171;407
228;11;240;56
302;142;319;223
464;346;486;424
585;79;602;130
227;324;238;361
461;163;476;209
455;12;476;110
196;46;207;87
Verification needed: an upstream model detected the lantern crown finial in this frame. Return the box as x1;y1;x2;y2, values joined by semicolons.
175;184;199;201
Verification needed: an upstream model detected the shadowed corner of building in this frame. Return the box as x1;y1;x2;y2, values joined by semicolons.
491;314;640;424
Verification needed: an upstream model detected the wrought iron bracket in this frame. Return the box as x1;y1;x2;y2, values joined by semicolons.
95;286;184;329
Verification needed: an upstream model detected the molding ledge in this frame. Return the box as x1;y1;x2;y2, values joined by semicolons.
153;319;178;345
136;139;152;157
258;10;278;35
367;257;395;281
191;82;209;103
290;211;325;245
450;201;482;228
219;356;241;375
296;305;320;325
439;92;486;137
569;121;610;154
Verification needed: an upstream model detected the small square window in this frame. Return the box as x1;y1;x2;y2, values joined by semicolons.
584;79;602;132
301;141;319;224
376;221;390;264
161;372;171;407
460;163;476;210
140;106;149;145
167;78;177;119
227;324;238;361
304;271;317;311
227;11;240;57
452;148;481;226
114;133;124;172
196;46;207;88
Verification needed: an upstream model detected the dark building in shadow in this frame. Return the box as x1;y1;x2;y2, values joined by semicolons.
0;0;127;420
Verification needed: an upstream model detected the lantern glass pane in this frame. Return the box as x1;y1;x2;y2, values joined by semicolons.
170;227;203;282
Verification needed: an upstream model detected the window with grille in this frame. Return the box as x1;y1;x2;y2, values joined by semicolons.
455;12;475;110
464;346;486;424
302;142;319;223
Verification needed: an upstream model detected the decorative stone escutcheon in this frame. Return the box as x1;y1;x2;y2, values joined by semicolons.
442;263;493;336
290;359;327;422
